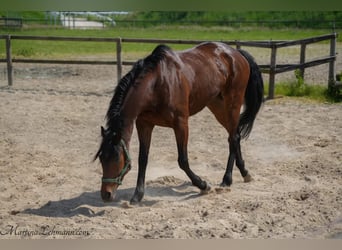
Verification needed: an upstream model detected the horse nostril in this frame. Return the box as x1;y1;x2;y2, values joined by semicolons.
102;191;112;201
105;191;112;200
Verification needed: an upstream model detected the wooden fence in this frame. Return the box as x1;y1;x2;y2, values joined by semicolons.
0;33;339;99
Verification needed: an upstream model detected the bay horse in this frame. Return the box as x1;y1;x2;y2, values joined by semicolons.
94;42;264;204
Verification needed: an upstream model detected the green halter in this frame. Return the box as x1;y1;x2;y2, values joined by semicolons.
101;139;131;185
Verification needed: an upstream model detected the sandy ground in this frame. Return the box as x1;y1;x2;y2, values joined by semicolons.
0;47;341;239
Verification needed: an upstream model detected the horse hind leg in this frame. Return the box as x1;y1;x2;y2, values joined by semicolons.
222;132;242;187
208;94;251;186
207;99;235;186
223;102;255;186
235;133;252;183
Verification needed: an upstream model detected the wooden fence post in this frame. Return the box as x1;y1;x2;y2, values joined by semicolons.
328;33;337;88
5;35;13;86
116;37;122;83
268;43;277;99
236;40;241;50
299;43;306;80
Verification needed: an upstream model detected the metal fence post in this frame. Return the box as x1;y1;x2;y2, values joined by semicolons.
116;37;122;83
5;35;13;86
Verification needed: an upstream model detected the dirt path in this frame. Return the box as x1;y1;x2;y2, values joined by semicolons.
0;61;341;239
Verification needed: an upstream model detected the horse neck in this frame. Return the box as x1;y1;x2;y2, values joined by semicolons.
120;119;134;150
119;78;153;147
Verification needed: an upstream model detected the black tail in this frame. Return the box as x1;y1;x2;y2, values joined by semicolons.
238;49;264;139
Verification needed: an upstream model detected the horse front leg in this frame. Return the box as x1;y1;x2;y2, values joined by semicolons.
130;119;154;204
174;117;210;192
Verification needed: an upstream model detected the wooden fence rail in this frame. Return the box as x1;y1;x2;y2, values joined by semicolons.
0;33;339;99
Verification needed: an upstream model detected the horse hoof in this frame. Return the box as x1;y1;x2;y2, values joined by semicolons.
130;196;142;205
220;182;230;188
243;173;253;183
220;176;232;187
121;201;134;208
200;184;211;195
130;190;144;204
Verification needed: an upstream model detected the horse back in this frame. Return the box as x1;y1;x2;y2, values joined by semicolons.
174;42;249;115
139;42;250;124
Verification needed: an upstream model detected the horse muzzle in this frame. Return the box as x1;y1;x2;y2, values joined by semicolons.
101;184;118;202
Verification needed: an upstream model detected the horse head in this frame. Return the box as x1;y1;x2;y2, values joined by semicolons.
95;126;131;202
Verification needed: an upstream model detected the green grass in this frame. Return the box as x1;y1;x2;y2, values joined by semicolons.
0;11;46;19
0;26;338;59
265;81;342;103
273;82;327;101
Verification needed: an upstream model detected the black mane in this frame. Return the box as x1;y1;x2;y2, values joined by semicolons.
94;44;171;161
106;44;171;134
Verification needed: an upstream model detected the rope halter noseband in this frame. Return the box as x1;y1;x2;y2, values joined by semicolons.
101;139;131;185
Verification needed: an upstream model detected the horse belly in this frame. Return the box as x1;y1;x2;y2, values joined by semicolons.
138;110;176;127
189;87;220;116
185;61;226;116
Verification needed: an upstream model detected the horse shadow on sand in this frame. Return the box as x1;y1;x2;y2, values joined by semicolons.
22;181;200;218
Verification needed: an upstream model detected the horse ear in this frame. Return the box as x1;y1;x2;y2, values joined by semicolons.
101;126;106;137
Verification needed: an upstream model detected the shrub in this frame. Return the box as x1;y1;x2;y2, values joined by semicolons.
286;69;310;97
